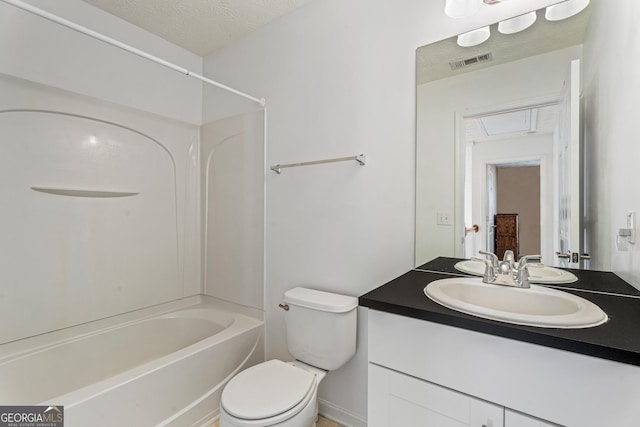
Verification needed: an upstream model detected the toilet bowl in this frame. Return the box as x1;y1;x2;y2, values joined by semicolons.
219;287;358;427
220;360;326;427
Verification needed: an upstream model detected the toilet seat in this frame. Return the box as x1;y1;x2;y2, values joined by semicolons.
221;360;317;426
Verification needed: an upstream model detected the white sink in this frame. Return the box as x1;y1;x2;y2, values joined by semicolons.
424;278;607;328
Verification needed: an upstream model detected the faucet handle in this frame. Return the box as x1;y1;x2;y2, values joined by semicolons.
517;263;532;288
472;256;496;283
515;257;544;288
517;254;542;270
478;250;499;269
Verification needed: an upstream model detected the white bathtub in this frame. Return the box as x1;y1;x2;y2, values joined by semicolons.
0;296;264;426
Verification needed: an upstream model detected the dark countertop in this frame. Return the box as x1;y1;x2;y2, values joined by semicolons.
360;257;640;366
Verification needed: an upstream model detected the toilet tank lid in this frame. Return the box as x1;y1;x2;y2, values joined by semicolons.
284;287;358;313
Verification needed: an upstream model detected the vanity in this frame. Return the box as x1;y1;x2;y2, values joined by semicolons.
391;0;640;424
360;258;640;427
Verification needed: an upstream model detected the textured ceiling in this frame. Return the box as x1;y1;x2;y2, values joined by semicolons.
417;4;591;84
81;0;313;56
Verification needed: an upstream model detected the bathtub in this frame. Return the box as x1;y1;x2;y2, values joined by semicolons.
0;295;264;426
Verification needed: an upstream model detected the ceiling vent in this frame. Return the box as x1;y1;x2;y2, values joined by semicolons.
449;52;493;70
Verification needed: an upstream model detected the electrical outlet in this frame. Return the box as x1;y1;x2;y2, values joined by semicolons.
628;211;636;244
437;211;452;226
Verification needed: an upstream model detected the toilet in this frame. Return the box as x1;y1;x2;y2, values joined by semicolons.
220;287;358;427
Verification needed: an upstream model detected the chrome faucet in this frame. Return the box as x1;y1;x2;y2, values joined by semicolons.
476;251;542;288
503;250;516;268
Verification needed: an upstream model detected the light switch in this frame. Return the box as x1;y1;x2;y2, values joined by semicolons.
437;211;452;225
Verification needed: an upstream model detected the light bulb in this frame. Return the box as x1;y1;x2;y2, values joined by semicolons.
457;26;491;47
498;11;537;34
545;0;590;21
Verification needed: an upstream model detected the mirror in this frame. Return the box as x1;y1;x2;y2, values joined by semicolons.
415;1;595;269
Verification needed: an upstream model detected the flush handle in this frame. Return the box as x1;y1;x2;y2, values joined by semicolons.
278;304;290;311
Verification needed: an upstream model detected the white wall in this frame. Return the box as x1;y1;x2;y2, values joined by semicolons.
0;0;203;125
497;166;542;256
582;0;640;286
416;45;582;266
202;0;559;423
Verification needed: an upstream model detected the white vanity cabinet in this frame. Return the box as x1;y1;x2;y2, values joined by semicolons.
367;309;640;427
369;363;503;427
369;364;557;427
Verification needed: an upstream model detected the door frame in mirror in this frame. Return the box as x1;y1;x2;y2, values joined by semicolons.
453;94;560;264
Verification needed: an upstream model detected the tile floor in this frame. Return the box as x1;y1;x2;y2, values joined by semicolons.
316;416;344;427
210;415;343;427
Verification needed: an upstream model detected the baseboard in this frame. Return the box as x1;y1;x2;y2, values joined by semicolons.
194;409;218;427
318;399;367;427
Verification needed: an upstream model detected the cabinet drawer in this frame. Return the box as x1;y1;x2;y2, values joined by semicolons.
369;363;503;427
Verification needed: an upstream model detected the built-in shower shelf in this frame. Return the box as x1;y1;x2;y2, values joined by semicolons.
30;186;139;198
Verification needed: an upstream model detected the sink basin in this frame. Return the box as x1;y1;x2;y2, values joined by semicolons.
424;278;607;328
454;260;578;284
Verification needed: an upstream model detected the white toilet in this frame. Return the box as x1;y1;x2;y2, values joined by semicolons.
220;287;358;427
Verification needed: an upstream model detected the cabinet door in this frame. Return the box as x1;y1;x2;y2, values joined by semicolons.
505;409;560;427
369;364;504;427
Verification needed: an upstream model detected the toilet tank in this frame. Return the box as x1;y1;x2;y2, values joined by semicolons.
283;287;358;371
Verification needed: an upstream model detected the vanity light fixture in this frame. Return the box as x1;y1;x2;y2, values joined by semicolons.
457;26;491;47
449;0;589;48
545;0;590;21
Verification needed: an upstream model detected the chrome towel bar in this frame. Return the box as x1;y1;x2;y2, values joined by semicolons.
270;154;365;174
